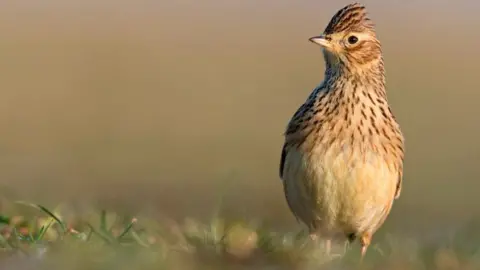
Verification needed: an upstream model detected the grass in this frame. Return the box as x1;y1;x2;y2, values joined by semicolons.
0;201;479;269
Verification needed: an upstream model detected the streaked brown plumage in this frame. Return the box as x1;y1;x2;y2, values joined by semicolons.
279;3;404;258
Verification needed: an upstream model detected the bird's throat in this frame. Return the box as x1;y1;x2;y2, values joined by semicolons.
324;55;385;87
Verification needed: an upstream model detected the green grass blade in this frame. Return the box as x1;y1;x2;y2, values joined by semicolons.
117;218;137;240
86;223;113;244
130;231;150;248
36;219;54;242
28;231;35;243
100;210;107;233
85;227;93;241
0;215;10;225
14;201;67;233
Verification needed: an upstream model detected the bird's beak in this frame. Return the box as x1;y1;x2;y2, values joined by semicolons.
309;35;331;49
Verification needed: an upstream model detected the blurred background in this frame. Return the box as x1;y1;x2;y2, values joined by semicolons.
0;0;479;239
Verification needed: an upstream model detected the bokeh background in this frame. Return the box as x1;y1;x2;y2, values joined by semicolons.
1;0;479;240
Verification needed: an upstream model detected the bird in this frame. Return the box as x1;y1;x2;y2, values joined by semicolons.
279;2;405;259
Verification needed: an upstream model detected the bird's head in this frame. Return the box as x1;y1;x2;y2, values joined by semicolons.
310;3;382;69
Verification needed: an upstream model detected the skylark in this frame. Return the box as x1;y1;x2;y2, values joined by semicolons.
279;3;405;258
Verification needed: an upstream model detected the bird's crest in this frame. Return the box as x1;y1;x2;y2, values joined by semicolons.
323;3;374;35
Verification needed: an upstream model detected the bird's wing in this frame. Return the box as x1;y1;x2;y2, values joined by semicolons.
279;85;325;181
394;169;403;199
393;125;405;200
279;143;287;179
279;102;309;180
279;103;316;180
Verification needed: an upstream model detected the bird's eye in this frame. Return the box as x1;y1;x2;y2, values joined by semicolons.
347;35;358;44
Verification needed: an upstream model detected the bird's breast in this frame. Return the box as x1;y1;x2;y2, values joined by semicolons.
283;138;398;233
315;140;396;227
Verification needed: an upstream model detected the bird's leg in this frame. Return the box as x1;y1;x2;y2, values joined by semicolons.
310;233;332;256
325;239;332;255
309;232;318;246
360;233;372;262
343;234;355;256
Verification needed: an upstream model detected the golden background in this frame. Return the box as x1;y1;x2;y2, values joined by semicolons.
1;0;479;239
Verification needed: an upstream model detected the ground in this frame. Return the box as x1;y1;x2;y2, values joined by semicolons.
0;201;478;270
